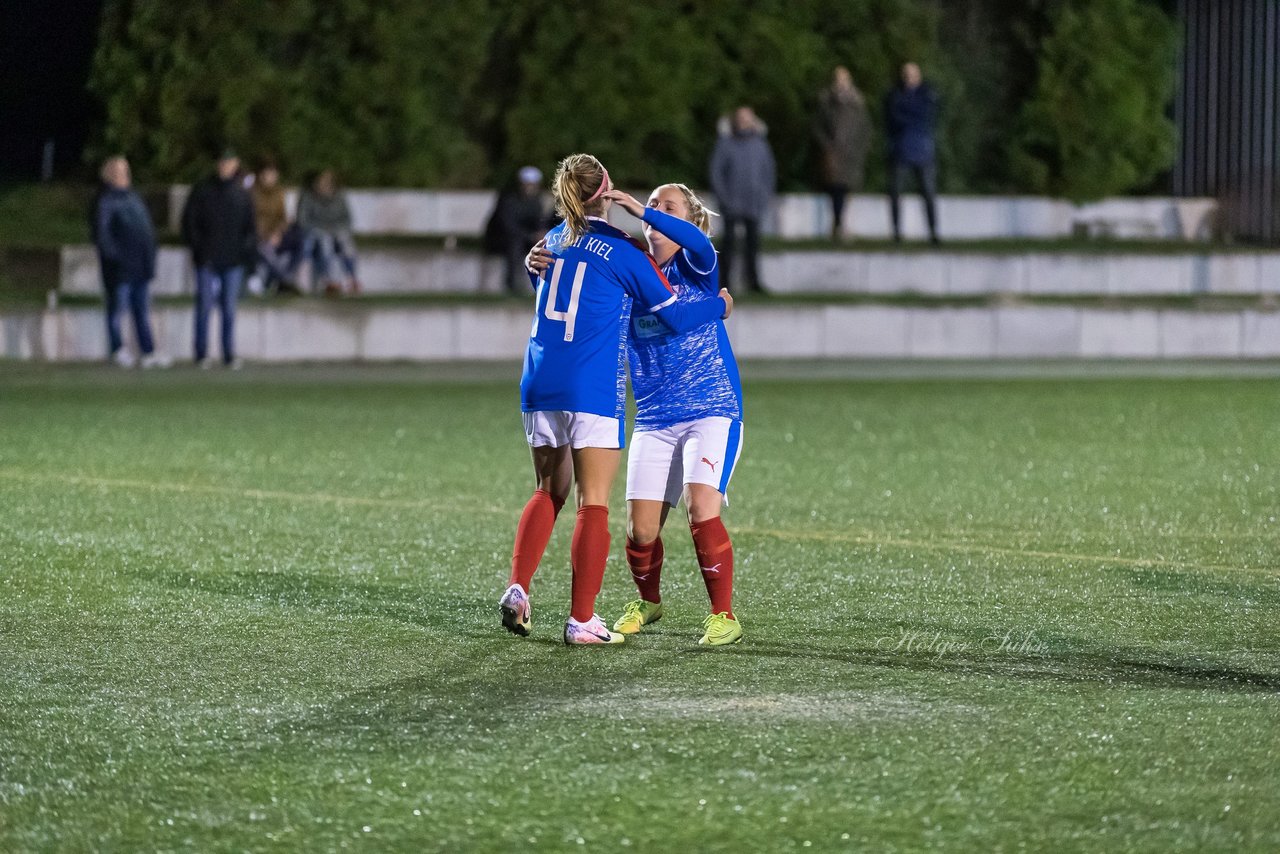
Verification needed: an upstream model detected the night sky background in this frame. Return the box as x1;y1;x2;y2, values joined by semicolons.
0;0;105;182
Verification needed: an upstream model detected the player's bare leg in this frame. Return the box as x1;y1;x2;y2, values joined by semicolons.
501;445;573;636
614;499;671;634
563;447;624;644
571;446;619;508
685;483;742;645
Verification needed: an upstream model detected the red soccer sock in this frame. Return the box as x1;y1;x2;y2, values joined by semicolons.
509;489;566;592
625;536;665;603
690;516;735;619
570;505;611;623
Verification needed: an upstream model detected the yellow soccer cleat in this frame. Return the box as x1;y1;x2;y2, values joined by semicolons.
612;599;664;635
698;612;743;646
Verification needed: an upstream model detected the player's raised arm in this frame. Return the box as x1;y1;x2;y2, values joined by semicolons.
605;187;719;290
641;207;716;278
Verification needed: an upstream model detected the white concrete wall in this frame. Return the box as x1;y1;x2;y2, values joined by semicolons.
0;309;53;360
62;244;1280;299
61;246;198;296
167;185;1217;241
772;195;1217;241
19;302;1280;363
60;245;511;297
167;186;496;237
751;250;1280;296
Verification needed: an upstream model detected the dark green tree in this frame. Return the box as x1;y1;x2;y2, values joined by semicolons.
87;0;1179;195
503;0;932;190
1007;0;1177;201
89;0;496;185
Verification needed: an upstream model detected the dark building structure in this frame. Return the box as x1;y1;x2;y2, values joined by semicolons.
1174;0;1280;243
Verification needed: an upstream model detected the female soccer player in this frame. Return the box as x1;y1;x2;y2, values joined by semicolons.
500;154;733;646
526;183;745;646
611;185;745;646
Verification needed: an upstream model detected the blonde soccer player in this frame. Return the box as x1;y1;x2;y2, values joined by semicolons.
527;182;745;645
500;155;733;645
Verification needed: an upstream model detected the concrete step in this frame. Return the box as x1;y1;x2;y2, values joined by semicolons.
60;244;1280;299
60;245;510;297
7;300;1279;362
164;186;1218;241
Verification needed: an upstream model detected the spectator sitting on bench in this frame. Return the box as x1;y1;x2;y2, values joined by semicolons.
248;159;302;295
295;169;360;296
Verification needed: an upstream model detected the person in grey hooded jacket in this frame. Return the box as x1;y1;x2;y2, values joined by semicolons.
709;106;775;294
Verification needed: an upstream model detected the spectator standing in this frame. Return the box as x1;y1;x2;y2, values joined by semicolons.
91;156;168;368
296;169;360;296
483;165;551;295
248;160;301;295
814;66;872;241
885;61;941;244
709;106;775;294
181;149;256;368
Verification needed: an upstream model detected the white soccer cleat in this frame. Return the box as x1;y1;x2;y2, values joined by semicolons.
563;614;624;646
499;583;531;636
111;348;136;368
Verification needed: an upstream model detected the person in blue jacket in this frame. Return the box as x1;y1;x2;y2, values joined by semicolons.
499;153;733;647
885;62;941;244
91;156;167;368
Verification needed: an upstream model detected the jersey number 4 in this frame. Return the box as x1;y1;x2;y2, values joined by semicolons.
538;259;586;342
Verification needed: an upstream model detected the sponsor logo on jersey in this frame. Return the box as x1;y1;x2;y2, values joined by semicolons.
633;314;665;339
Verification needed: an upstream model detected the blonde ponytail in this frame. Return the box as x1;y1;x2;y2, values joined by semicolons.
553;153;609;245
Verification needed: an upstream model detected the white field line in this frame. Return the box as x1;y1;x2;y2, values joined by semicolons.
0;468;504;514
2;468;1268;575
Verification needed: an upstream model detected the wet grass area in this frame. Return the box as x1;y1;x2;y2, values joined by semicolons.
1;362;1278;851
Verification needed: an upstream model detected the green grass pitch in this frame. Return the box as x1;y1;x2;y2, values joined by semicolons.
1;362;1277;851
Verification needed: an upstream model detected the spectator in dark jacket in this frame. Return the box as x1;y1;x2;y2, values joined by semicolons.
483;165;551;295
885;62;940;243
92;156;167;368
181;149;256;368
709;106;776;294
815;66;872;241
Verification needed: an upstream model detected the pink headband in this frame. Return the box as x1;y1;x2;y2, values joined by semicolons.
585;167;610;203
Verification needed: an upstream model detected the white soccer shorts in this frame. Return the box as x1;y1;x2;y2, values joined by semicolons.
522;410;625;449
626;416;744;506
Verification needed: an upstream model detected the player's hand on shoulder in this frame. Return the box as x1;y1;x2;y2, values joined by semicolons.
719;288;733;319
602;190;645;219
525;238;552;275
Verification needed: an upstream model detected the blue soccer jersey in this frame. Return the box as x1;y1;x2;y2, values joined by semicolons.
628;206;744;431
521;217;727;420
